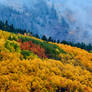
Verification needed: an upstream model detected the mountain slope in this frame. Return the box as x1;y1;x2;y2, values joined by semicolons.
0;30;92;92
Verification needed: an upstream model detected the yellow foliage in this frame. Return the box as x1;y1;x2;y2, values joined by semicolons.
0;30;92;92
57;43;92;71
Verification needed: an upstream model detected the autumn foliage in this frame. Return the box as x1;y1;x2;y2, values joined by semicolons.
19;40;47;58
0;30;92;92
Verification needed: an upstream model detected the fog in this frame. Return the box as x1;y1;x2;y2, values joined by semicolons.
0;0;92;43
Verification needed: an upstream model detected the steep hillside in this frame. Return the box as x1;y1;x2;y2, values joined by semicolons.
0;30;92;92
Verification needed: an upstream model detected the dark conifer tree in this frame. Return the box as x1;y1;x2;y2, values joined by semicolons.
35;34;40;38
5;20;8;26
42;35;47;41
48;36;54;42
57;40;60;43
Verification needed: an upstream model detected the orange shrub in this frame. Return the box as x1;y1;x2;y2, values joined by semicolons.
20;41;47;58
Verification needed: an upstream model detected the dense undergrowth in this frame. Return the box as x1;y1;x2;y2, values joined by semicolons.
0;30;92;92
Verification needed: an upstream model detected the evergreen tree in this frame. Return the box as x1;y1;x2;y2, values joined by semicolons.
57;40;60;43
61;40;69;44
35;34;40;38
53;40;56;43
42;35;47;41
5;20;8;26
48;37;53;42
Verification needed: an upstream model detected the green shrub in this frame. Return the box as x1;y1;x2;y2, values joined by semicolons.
8;34;18;41
21;50;38;59
19;36;66;60
5;40;20;52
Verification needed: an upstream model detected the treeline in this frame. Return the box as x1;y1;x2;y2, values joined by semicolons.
42;35;92;51
0;20;26;34
41;35;92;51
0;20;92;51
61;40;92;51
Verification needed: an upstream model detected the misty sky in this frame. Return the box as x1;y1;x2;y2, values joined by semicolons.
0;0;92;35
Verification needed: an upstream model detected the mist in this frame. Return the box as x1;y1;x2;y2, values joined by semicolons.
0;0;92;43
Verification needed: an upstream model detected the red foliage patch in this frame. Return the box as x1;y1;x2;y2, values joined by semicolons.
18;40;47;58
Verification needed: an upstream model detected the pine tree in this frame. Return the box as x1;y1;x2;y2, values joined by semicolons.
48;36;53;42
35;34;40;38
42;35;47;41
57;40;60;43
5;20;8;26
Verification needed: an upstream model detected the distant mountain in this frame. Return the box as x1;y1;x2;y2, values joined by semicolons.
0;0;92;43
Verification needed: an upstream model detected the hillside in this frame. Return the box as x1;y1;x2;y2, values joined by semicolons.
0;30;92;92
